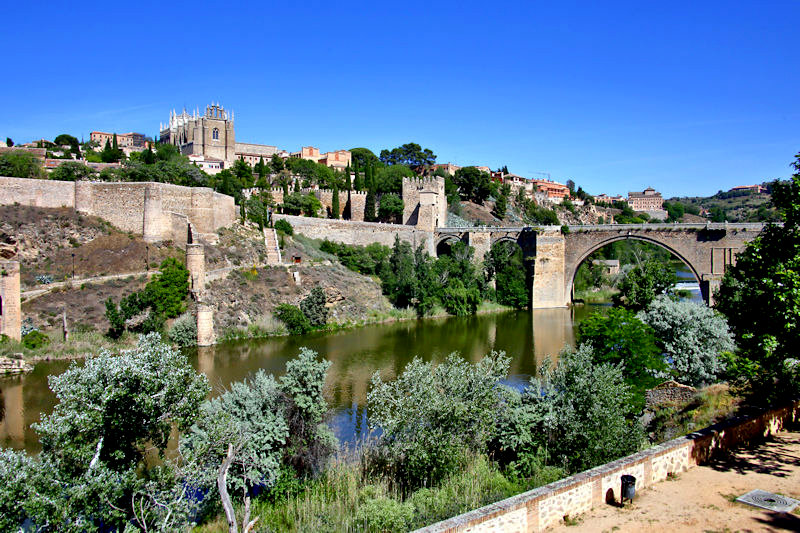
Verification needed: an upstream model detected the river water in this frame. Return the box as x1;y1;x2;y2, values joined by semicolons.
0;265;703;454
1;306;601;454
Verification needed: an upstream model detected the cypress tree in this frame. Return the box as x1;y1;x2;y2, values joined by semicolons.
353;161;363;191
345;165;352;191
331;183;340;219
364;166;376;221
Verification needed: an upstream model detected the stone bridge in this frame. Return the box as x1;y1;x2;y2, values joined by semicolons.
435;223;766;308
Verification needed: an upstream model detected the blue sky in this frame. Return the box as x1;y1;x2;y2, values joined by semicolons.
1;1;798;198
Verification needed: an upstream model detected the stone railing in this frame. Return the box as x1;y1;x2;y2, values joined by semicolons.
414;399;799;533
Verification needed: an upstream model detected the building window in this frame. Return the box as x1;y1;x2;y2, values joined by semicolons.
213;128;219;140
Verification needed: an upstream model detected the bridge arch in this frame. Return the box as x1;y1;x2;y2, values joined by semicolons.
565;234;702;304
435;234;464;257
491;235;521;247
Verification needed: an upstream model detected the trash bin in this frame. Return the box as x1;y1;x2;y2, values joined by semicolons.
621;475;636;504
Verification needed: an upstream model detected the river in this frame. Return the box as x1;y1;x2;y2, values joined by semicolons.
1;306;603;454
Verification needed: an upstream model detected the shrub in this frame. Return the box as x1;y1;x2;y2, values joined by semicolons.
638;295;734;387
0;450;34;531
275;304;311;335
22;330;50;350
274;218;293;236
35;274;54;285
367;352;509;489
355;496;414;532
144;257;189;319
300;287;328;328
168;312;197;347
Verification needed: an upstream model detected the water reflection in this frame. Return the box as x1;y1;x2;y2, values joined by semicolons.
1;307;600;453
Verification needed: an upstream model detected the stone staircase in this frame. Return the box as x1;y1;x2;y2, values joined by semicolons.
263;227;282;265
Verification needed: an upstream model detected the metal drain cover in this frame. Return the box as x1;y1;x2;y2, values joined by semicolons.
736;489;800;512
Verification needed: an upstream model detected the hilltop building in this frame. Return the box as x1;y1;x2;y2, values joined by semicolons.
627;187;663;211
730;184;765;194
432;163;461;176
531;179;570;203
90;131;151;155
291;146;352;171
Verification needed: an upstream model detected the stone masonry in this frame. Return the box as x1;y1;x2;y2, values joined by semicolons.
0;177;236;245
0;260;21;341
416;400;800;533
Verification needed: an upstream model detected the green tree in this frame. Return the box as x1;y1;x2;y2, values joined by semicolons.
331;183;340;219
0;149;44;178
374;164;414;193
378;193;404;223
516;344;644;472
578;307;666;398
638;295;734;387
453;166;492;204
379;143;436;174
485;241;528;309
275;304;311;334
613;259;676;311
716;157;800;401
270;153;285;174
5;137;12;147
300;287;329;328
367;352;510;489
233;158;254;188
350;147;380;168
50;161;96;181
18;334;209;531
246;191;272;229
365;187;377;222
144;257;189;319
493;191;508;219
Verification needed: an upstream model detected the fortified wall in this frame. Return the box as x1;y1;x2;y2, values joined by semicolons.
0;177;236;244
257;188;369;222
273;214;435;254
402;177;447;231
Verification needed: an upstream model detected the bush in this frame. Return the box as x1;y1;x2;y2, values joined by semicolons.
355;496;414;532
275;304;311;335
367;352;509;489
300;287;328;328
168;312;197;347
0;450;34;531
35;274;54;285
274;218;293;236
22;330;50;350
638;296;734;387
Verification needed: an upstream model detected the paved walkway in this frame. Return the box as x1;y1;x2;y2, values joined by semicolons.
551;431;800;532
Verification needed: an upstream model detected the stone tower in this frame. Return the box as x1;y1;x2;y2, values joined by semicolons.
401;177;447;230
185;243;206;299
0;261;21;341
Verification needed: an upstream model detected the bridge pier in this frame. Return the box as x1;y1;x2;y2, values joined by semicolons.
700;275;723;307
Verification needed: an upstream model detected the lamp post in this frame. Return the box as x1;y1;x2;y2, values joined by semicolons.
71;253;75;279
145;245;149;271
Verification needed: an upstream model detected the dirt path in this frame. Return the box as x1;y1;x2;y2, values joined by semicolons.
551;431;800;532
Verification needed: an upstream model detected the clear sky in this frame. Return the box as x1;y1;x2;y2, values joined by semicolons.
1;1;798;198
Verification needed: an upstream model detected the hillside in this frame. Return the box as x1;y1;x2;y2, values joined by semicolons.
668;185;780;222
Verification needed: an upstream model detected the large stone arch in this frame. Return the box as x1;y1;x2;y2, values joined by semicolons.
435;233;465;257
564;234;702;304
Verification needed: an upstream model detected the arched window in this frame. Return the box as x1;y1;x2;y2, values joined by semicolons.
212;128;219;140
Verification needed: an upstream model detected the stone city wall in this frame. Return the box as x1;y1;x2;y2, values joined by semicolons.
645;381;698;408
415;399;800;533
273;214;434;253
0;177;236;243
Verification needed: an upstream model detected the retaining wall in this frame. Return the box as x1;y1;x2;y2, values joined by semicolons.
0;177;236;243
415;400;800;533
273;214;435;253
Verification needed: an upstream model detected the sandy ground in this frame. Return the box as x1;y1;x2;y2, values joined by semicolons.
551;431;800;532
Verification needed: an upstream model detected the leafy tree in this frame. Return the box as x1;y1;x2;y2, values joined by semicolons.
17;334;210;531
364;187;377;222
578;307;666;398
145;257;189;319
270;153;285;174
374;164;414;193
367;352;510;489
300;287;329;328
246;191;272;229
274;218;293;236
275;304;311;334
453;166;492;204
181;369;288;527
331;183;340;219
525;202;560;225
0;149;44;178
500;345;644;473
716;157;800;401
613;259;676;311
5;137;12;147
441;278;481;316
350;147;380;168
493;191;508;219
379;143;436;174
50;161;96;181
281;191;321;217
0;449;33;531
353;165;363;191
485;241;528;309
638;296;734;387
663;201;685;222
233;158;254;189
378;193;404;223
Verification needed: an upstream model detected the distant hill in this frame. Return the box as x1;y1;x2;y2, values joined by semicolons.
667;181;781;223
